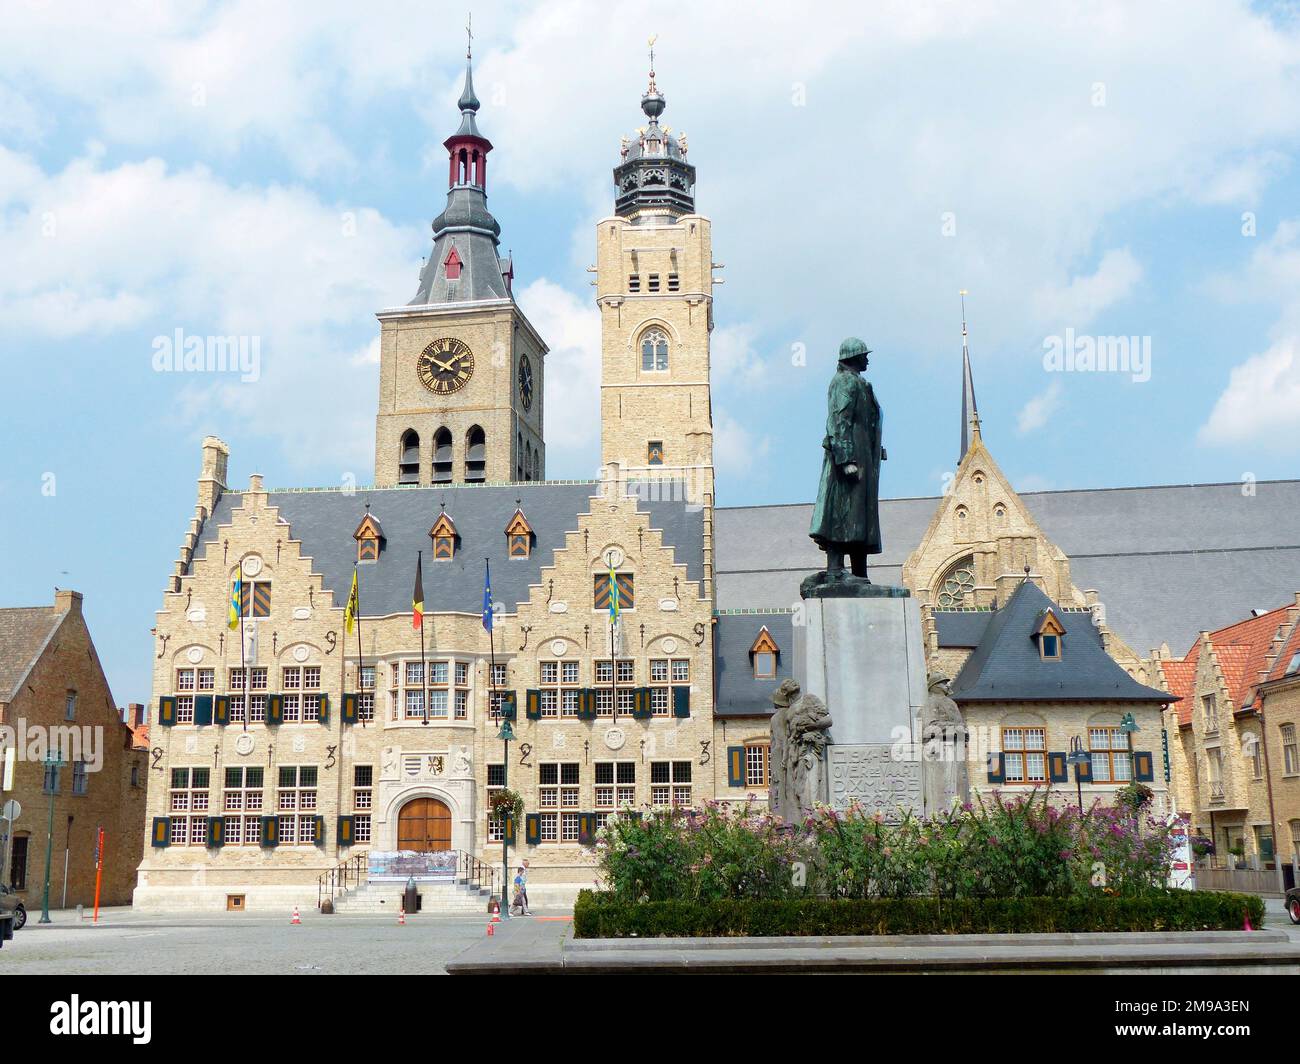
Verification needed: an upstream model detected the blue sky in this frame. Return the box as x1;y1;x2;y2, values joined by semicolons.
4;0;1300;707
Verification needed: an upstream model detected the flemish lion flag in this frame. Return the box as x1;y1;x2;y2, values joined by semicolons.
412;555;424;630
228;571;243;630
344;568;359;635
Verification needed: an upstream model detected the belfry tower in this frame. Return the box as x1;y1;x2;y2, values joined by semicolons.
596;50;716;532
374;45;547;488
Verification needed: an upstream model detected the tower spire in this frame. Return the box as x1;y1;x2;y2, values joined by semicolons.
959;289;980;464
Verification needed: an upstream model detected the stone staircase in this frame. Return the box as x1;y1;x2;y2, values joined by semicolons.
330;878;494;915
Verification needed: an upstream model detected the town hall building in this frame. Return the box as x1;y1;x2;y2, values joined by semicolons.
134;53;1300;910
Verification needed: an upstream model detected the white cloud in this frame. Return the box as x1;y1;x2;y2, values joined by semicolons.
1031;248;1143;328
0;146;420;471
513;277;602;477
714;411;771;485
1198;338;1300;445
711;323;771;390
1017;380;1064;435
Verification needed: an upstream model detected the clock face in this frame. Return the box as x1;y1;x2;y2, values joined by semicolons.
416;337;474;395
517;353;534;410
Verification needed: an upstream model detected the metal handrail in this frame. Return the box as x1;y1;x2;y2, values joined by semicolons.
318;851;369;910
454;849;497;900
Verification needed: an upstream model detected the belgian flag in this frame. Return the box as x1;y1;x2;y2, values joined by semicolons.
412;554;424;630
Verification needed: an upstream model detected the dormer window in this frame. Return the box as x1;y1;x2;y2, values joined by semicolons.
430;512;458;561
443;246;463;280
505;509;533;559
353;512;384;563
1033;609;1066;660
750;626;780;679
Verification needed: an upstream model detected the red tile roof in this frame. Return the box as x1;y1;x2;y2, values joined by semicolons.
1162;650;1199;727
1265;613;1300;684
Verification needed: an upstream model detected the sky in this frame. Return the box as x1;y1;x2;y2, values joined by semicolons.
3;0;1300;708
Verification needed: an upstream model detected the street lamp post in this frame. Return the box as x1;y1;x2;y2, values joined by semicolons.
1066;737;1089;811
1119;712;1139;785
496;718;515;920
39;754;64;924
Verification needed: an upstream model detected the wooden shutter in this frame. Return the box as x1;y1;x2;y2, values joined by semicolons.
157;695;176;727
207;816;224;849
1047;751;1068;783
502;812;517;846
727;746;745;787
1134;751;1154;782
213;695;230;726
341;693;358;725
313;815;326;847
260;815;279;848
525;813;540;846
986;752;1005;784
672;686;690;719
151;816;170;848
500;691;517;721
193;695;214;726
633;687;652;720
252;582;271;617
578;812;595;846
525;689;541;721
1074;757;1092;784
318;694;329;725
337;815;355;847
266;694;283;726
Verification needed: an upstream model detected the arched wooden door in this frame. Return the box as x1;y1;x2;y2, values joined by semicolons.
397;797;452;852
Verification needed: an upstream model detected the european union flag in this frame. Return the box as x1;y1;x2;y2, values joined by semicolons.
482;559;493;632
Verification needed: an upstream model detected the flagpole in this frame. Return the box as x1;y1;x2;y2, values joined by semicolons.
239;571;247;732
418;550;428;726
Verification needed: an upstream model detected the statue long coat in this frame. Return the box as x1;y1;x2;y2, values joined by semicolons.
809;366;884;553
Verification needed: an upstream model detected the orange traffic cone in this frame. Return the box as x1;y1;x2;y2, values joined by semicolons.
487;921;495;937
1244;912;1254;931
291;906;301;925
490;897;501;922
398;906;406;926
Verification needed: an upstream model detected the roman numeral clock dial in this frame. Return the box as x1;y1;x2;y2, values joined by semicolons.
416;337;475;395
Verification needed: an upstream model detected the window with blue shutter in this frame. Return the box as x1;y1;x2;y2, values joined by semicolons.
207;816;224;848
158;695;176;727
525;813;540;846
526;689;541;720
266;694;283;726
193;694;214;726
578;812;595;846
502;812;517;846
213;695;230;726
500;691;517;721
633;687;652;720
151;816;170;848
318;693;329;725
672;686;690;719
1134;751;1154;782
1047;751;1068;783
260;815;279;848
313;815;326;847
1074;757;1092;784
337;815;355;847
341;692;358;725
726;746;745;787
987;752;1005;784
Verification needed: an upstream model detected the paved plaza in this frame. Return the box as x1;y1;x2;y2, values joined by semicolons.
0;900;1294;975
0;906;571;975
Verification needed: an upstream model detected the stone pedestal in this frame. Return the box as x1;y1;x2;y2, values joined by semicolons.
794;586;932;819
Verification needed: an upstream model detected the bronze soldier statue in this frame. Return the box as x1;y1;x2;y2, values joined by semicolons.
807;337;886;583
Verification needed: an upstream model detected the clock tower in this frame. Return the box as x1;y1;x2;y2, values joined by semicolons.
374;51;546;487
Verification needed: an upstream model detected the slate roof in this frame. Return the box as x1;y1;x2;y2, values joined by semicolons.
932;610;993;648
0;606;65;703
192;482;705;619
715;479;1300;658
943;581;1173;703
713;611;793;718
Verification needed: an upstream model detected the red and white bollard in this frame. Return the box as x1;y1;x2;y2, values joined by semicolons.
486;921;495;937
490;897;501;923
291;906;301;925
398;906;406;926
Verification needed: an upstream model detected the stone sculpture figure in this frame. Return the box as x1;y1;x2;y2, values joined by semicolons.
920;672;969;814
807;337;886;585
769;678;832;822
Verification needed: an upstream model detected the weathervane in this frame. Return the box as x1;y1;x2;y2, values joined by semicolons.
466;13;473;60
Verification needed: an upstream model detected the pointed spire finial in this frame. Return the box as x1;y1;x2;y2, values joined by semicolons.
959;289;981;464
466;12;473;61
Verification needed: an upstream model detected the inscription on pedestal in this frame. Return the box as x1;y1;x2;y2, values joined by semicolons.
827;745;922;817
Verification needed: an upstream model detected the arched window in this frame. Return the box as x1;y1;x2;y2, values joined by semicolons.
432;428;453;484
531;448;541;481
935;555;976;608
398;430;420;485
465;426;486;483
640;328;669;372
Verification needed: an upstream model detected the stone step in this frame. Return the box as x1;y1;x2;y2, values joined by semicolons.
331;881;493;915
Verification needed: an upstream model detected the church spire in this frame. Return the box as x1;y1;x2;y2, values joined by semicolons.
959;290;981;464
612;36;696;220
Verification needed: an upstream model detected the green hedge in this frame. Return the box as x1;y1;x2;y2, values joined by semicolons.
572;889;1266;939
